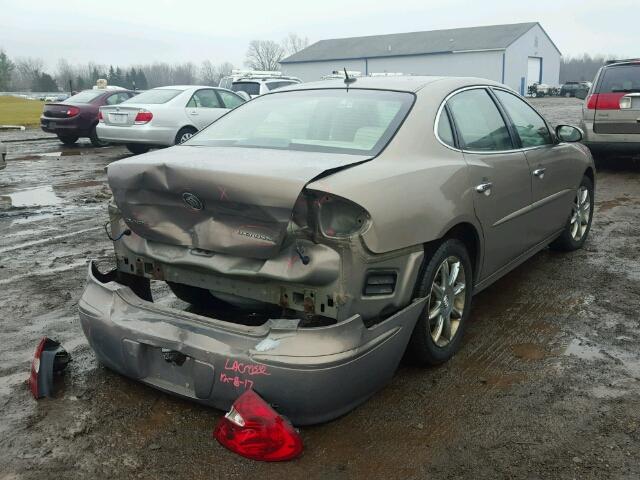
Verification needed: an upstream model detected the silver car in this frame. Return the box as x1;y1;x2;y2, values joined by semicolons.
0;140;6;170
80;76;594;425
581;60;640;154
97;86;246;154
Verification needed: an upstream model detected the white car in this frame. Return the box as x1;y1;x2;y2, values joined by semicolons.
0;140;6;170
231;78;301;98
97;85;246;154
219;71;301;99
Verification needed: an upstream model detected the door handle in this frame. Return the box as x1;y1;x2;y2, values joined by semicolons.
475;182;493;195
533;168;546;179
189;110;199;116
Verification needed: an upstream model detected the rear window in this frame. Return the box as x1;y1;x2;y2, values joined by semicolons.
232;82;261;96
123;89;182;104
66;90;104;103
186;88;414;156
598;65;640;93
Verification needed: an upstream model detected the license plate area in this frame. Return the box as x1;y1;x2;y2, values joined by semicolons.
121;339;215;399
109;113;128;124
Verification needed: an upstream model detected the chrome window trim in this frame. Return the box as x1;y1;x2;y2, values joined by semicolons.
433;84;553;155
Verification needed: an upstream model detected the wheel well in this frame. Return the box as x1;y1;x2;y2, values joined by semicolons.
584;166;595;186
424;223;481;282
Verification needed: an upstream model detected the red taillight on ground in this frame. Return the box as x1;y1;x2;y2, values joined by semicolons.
214;389;303;461
98;110;104;122
29;337;48;398
134;110;153;124
29;337;70;399
66;106;80;117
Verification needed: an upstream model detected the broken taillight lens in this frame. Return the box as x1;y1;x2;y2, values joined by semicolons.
213;389;303;461
29;337;48;398
29;337;70;399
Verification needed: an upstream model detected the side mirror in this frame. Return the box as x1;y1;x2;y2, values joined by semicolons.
556;125;583;143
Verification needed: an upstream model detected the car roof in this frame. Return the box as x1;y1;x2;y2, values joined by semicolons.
276;75;506;93
154;85;221;90
233;78;298;83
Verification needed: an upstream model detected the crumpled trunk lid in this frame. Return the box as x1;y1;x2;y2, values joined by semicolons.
108;145;370;259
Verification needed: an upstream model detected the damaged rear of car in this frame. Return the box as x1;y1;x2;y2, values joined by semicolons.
80;86;428;425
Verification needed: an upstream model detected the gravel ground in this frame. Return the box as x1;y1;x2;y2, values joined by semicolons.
0;97;639;480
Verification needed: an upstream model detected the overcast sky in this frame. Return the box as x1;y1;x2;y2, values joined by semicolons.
0;0;636;70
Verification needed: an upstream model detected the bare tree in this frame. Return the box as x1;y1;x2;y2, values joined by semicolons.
245;40;284;71
172;62;197;85
200;60;217;85
560;53;612;83
12;57;44;90
283;33;309;56
56;58;75;91
200;60;235;85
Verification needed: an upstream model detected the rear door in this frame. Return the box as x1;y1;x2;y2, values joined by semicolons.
492;88;574;241
446;87;533;280
593;64;640;134
185;89;227;129
217;90;245;110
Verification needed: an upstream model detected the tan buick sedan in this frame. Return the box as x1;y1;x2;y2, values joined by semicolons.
80;76;595;425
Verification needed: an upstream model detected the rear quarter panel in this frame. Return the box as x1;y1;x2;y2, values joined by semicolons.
307;79;482;255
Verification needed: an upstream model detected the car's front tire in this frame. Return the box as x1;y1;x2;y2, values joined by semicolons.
549;175;594;252
125;144;150;155
57;134;78;146
408;239;473;366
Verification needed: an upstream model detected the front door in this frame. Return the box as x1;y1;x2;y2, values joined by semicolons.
447;88;533;280
492;89;574;241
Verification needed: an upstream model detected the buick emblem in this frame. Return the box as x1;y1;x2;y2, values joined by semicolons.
182;192;204;211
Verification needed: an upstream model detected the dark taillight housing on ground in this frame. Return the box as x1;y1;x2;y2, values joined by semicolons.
134;110;153;124
66;106;80;117
214;389;303;461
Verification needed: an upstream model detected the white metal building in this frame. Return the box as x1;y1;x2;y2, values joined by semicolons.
280;22;561;94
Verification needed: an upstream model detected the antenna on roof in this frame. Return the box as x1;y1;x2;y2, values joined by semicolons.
343;67;357;86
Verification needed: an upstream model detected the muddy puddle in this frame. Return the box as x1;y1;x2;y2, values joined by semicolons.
0;185;62;207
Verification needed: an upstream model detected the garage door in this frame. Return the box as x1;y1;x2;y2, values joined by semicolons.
527;57;542;86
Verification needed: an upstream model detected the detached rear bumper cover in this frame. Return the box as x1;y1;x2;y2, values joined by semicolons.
79;262;425;425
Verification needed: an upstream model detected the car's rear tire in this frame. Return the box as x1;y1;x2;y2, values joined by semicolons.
408;239;473;366
57;135;78;146
125;143;150;155
549;175;594;252
175;126;197;145
89;125;108;147
167;281;227;309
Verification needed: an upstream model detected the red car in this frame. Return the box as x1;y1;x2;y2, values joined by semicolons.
41;89;137;146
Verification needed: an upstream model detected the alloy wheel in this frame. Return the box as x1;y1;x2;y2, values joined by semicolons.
180;132;194;143
570;186;591;241
427;255;466;347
